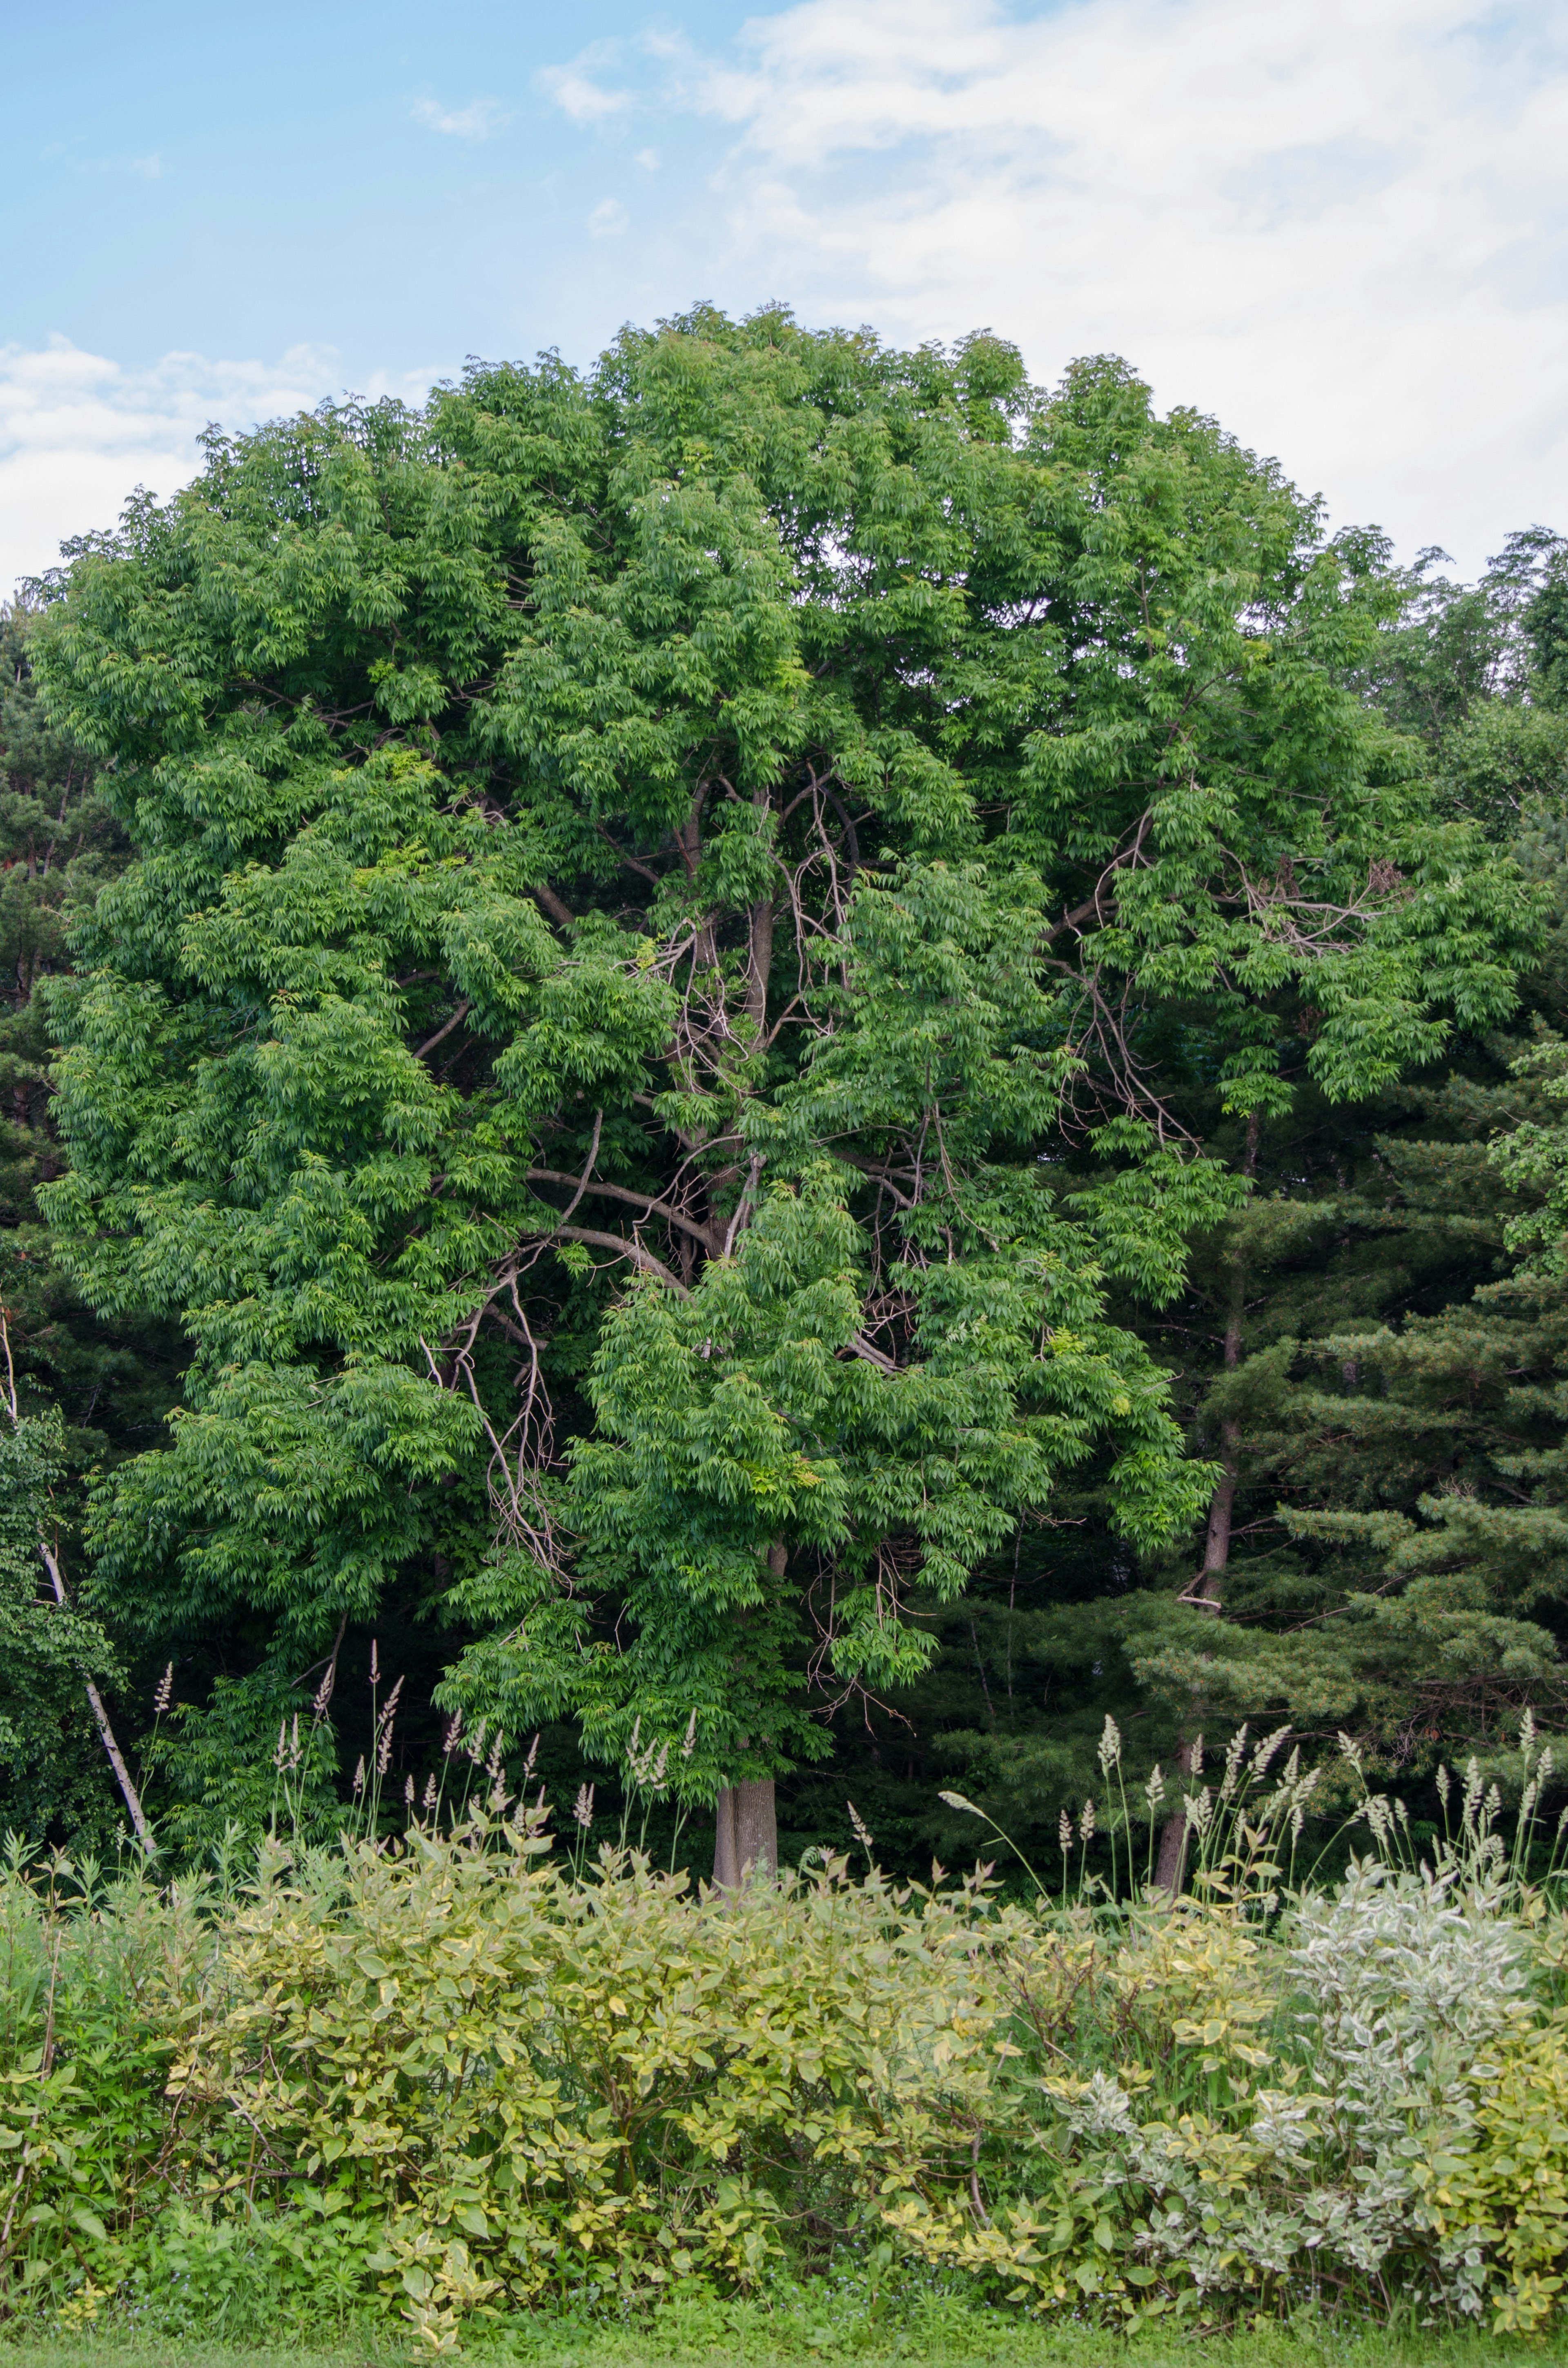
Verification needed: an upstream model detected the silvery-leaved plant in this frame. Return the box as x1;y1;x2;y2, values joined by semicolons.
1288;1859;1531;2148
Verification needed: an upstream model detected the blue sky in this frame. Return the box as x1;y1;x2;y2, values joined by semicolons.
4;0;1566;589
3;0;745;377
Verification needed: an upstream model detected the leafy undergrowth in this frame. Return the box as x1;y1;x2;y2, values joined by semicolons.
4;1728;1568;2348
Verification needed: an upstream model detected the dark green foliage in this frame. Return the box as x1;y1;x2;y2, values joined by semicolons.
0;1404;125;1842
0;606;150;1443
786;520;1568;1870
922;524;1568;1857
0;609;178;1844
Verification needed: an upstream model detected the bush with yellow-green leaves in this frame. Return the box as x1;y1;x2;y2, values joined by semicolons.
6;1730;1568;2346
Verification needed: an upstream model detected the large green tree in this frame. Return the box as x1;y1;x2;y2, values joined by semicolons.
31;312;1537;1864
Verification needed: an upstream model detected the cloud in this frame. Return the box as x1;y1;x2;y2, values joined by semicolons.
128;154;163;180
624;0;1568;570
0;339;432;598
588;198;629;237
537;50;634;126
411;97;507;139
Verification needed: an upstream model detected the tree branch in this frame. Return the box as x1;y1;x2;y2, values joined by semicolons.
414;999;470;1062
525;1166;717;1251
37;1533;152;1850
1043;811;1154;944
529;881;576;929
550;1225;690;1293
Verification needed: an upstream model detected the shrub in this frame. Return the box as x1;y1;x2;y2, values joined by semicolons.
1;1757;1568;2343
167;1819;1036;2331
1425;2018;1568;2334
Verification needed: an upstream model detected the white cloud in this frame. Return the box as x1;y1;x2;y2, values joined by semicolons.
537;51;634;126
128;154;163;180
588;197;629;237
0;339;431;598
633;147;661;173
643;0;1568;569
411;97;507;140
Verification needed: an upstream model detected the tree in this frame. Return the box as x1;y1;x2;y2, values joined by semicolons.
0;605;169;1842
1129;542;1568;1797
974;532;1568;1861
0;1374;143;1846
31;313;1537;1861
0;602;147;1425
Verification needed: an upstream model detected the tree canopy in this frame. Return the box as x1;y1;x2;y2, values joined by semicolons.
9;304;1561;1866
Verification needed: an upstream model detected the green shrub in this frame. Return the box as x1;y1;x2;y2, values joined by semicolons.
1423;2017;1568;2334
169;1818;1047;2336
3;1781;1568;2344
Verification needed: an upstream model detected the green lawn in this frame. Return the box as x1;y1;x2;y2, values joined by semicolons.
4;2302;1566;2368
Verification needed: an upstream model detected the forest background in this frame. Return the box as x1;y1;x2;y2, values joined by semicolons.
4;302;1568;1886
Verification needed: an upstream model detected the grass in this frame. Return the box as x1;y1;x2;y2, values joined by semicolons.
4;2290;1568;2368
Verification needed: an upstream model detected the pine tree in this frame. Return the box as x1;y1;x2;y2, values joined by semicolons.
1044;534;1568;1835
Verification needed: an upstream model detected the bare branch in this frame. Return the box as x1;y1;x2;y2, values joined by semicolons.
551;1225;690;1294
548;1108;603;1226
525;1164;717;1251
413;999;471;1062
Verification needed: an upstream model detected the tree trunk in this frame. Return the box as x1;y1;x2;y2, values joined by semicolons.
712;1538;785;1889
711;1780;777;1889
736;1779;777;1877
1155;1416;1236;1894
745;894;775;1033
713;1785;739;1890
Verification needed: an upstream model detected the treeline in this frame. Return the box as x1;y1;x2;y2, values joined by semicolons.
4;305;1567;1876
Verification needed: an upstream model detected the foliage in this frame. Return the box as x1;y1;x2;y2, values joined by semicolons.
916;528;1568;1865
0;604;127;1262
453;1157;1203;1794
19;311;1543;1848
0;607;173;1846
1;1726;1568;2343
1428;2016;1568;2333
0;1407;124;1842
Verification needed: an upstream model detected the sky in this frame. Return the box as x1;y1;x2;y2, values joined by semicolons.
3;0;1566;595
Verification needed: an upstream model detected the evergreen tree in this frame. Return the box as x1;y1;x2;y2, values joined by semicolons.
987;536;1568;1856
0;604;136;1409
